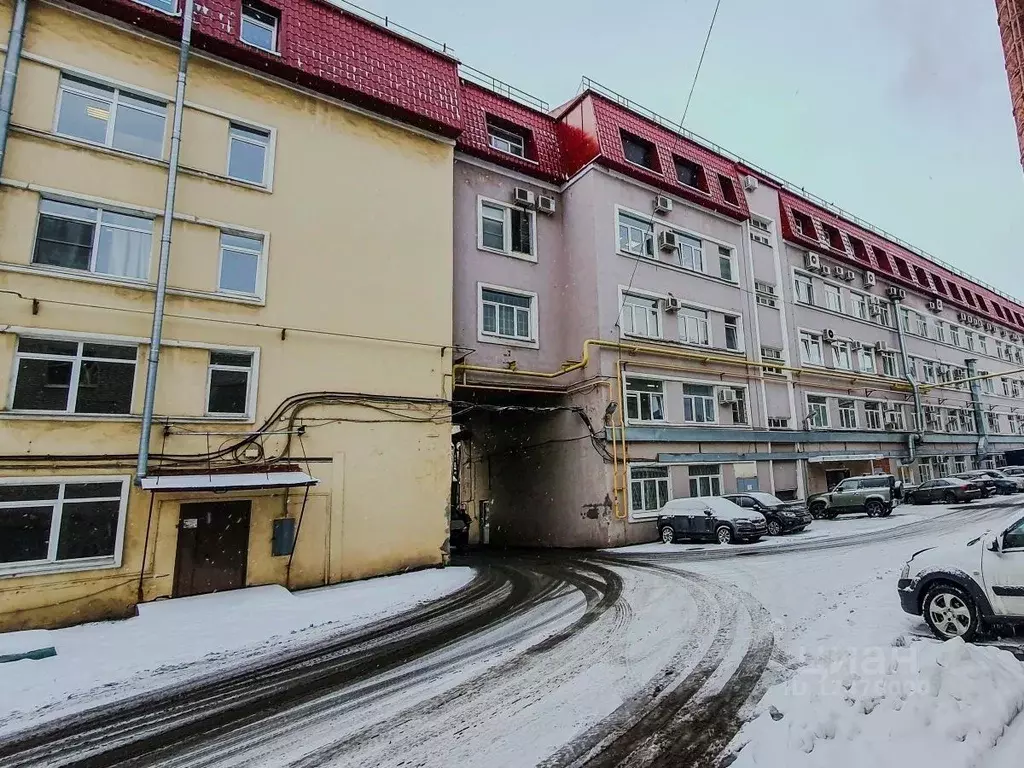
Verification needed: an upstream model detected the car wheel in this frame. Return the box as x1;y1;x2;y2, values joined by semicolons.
922;583;979;642
865;500;883;518
660;526;675;545
943;491;957;504
767;519;782;536
810;504;827;519
716;525;733;545
823;509;839;520
907;493;918;505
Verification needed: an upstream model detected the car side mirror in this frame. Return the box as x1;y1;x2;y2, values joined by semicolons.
704;510;713;517
991;536;1003;553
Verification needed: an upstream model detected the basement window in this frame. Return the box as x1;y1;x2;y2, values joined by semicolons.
241;0;279;53
621;131;658;171
0;477;129;573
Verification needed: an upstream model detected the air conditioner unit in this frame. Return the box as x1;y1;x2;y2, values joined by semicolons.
876;339;891;351
664;295;682;313
1012;333;1021;343
851;341;864;351
842;269;856;282
886;286;907;301
1000;328;1008;338
805;252;821;271
654;195;673;214
884;414;901;430
927;299;943;313
717;388;738;404
742;174;758;192
984;322;995;333
823;328;837;342
820;265;833;278
513;187;535;207
537;195;556;214
658;231;679;252
957;312;969;324
864;271;877;287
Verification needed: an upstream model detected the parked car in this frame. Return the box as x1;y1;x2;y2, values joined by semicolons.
904;477;983;505
723;493;813;536
955;470;1020;496
898;512;1024;641
978;469;1024;493
1001;466;1024;478
807;474;898;519
658;496;767;545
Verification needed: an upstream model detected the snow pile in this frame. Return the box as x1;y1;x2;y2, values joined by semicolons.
731;637;1024;768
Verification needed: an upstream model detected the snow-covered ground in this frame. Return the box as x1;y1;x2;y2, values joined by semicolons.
0;566;475;736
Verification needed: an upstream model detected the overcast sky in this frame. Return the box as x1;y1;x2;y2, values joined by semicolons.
353;0;1024;298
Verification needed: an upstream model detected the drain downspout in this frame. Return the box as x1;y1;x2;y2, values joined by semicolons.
965;358;989;465
137;0;195;480
0;0;29;174
892;299;923;465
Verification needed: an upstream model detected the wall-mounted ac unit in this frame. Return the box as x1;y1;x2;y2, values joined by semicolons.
876;339;891;351
820;265;833;277
717;388;738;404
1000;328;1008;338
842;269;856;282
654;195;673;214
658;231;679;252
984;322;995;333
884;414;902;430
864;271;877;287
537;195;556;214
742;174;758;192
927;299;943;313
664;295;682;313
886;286;907;301
513;187;535;207
1012;333;1021;343
823;328;837;342
805;252;821;271
956;312;970;324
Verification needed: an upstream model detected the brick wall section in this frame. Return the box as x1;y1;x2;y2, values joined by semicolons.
777;189;1024;333
67;0;462;137
996;0;1024;167
456;82;564;182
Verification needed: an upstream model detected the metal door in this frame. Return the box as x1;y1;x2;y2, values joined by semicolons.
173;500;251;597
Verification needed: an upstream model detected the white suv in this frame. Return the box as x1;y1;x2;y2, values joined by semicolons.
898;513;1024;641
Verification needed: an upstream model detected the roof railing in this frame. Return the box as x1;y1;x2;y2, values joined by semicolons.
461;65;549;112
328;0;455;56
579;76;1022;307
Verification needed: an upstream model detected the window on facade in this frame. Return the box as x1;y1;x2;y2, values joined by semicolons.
850;293;868;320
768;417;789;429
831;341;852;370
689;465;722;497
950;325;962;347
481;288;534;342
751;216;772;245
987;411;1001;433
228;124;271;185
807;395;829;428
792;211;814;237
621;294;661;338
487;122;526;158
719;175;739;206
677;233;704;272
717;246;735;281
727;388;748;425
980;373;995;394
630;466;669;516
34;199;152;281
683;384;716;423
1014;380;1022;399
56;75;166;159
858;347;876;374
876;301;893;327
625;379;665;422
880;351;899;378
922;360;937;384
135;0;176;12
761;346;784;375
935;321;947;344
838;399;858;429
218;232;263;295
679;307;711;346
966;331;976;351
206;351;253;416
618;213;654;257
674;156;702;188
924;406;943;432
480;201;534;258
800;331;823;365
724;316;740;351
0;478;127;570
979;336;989;355
887;405;907;431
12;338;136;415
794;273;814;305
954;455;968;474
865;401;883;430
622;132;657;170
1004;378;1012;397
823;283;843;313
241;0;279;52
913;312;929;337
755;281;777;308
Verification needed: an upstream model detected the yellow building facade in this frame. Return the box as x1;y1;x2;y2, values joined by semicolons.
0;0;455;630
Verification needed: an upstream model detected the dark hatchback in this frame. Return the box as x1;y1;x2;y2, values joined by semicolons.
955;471;1018;496
723;492;813;536
905;477;983;505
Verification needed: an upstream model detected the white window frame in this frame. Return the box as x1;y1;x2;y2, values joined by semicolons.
800;331;824;366
0;475;130;576
761;346;785;374
625;378;666;423
54;74;168;159
717;245;736;282
240;0;279;53
857;347;876;374
822;282;843;313
688;464;723;498
838;399;858;429
831;341;852;371
806;394;829;428
767;417;789;429
683;383;718;424
679;306;711;347
227;122;274;187
628;465;671;520
205;350;257;418
617;211;654;258
864;401;883;430
676;233;705;272
476;196;536;262
750;216;773;246
620;292;663;339
216;229;268;298
487;123;526;158
850;292;868;321
880;351;899;378
724;315;741;352
133;0;178;13
477;283;538;347
950;325;962;347
755;281;778;308
794;272;814;305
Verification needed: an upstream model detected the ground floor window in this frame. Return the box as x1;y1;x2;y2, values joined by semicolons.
0;477;128;572
630;466;670;517
689;465;722;497
954;455;968;474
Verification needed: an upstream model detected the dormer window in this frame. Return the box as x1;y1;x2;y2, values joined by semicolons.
947;281;963;301
792;211;814;236
241;0;279;53
849;235;870;263
718;175;739;206
821;222;844;251
871;246;893;273
893;257;913;280
621;131;658;171
674;157;703;189
932;276;948;295
914;266;930;287
487;121;527;158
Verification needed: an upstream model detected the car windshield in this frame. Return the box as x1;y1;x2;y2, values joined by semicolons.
745;492;786;507
984;470;1007;478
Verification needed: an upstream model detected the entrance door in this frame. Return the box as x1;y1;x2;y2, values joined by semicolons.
825;469;850;491
173;500;251;598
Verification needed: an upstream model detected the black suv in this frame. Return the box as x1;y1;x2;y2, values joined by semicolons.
723;493;813;536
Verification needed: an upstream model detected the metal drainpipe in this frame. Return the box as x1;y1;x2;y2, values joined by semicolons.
965;358;989;465
0;0;29;175
136;0;195;480
892;299;923;465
